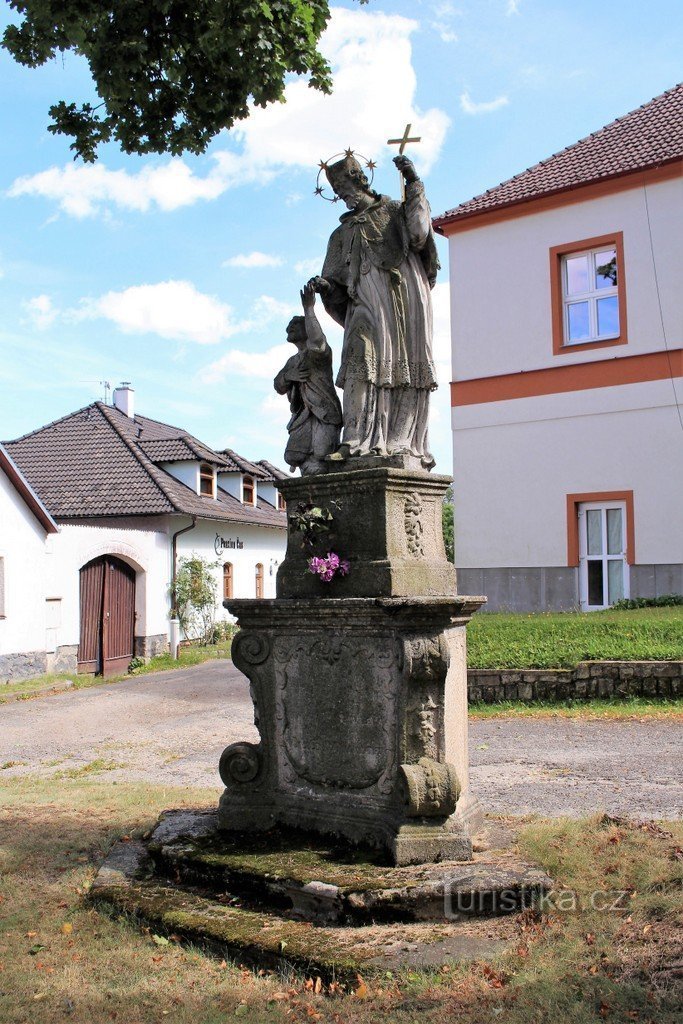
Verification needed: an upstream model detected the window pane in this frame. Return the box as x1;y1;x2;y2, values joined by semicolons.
607;559;624;604
597;295;619;336
565;255;589;295
588;560;604;606
595;249;617;288
606;508;623;555
567;301;590;341
587;509;602;555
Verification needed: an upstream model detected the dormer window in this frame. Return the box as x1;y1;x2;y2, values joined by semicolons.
277;493;285;512
243;475;255;505
199;463;215;497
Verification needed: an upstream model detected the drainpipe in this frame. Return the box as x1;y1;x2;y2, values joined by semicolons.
170;516;197;659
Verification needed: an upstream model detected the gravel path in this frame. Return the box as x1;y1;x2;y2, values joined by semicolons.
1;662;681;819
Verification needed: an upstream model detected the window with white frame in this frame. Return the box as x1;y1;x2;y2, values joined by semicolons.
562;244;619;345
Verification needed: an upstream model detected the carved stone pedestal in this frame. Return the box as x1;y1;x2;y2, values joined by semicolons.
276;463;457;599
219;596;484;865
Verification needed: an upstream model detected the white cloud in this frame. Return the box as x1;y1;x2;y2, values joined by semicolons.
199;342;293;383
293;257;321;277
76;280;237;345
432;26;458;43
460;91;509;115
24;294;58;330
9;8;450;217
9;160;227;219
506;0;521;14
223;251;283;269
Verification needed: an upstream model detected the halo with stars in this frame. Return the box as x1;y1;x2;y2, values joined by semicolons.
314;149;377;202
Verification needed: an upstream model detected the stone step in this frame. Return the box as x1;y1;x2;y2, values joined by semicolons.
90;839;529;980
147;809;552;925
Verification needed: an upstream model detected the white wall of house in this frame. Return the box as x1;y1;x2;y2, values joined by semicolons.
48;522;171;654
449;176;683;380
162;460;200;491
447;174;682;608
0;467;50;660
452;381;683;568
177;519;285;614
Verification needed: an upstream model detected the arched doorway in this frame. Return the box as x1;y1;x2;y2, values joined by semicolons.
78;556;136;676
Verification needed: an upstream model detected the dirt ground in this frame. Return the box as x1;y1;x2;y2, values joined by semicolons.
1;661;681;819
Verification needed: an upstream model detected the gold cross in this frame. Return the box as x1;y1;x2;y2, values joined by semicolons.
387;123;421;155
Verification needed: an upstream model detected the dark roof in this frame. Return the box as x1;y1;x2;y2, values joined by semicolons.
138;437;229;467
216;448;270;479
434;82;683;229
4;403;286;529
257;459;290;482
0;443;59;534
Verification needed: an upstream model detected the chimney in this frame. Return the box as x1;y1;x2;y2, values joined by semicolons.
113;382;135;419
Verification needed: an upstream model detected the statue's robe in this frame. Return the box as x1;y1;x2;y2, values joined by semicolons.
320;181;439;466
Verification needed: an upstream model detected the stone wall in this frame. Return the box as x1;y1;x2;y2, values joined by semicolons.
47;644;78;674
468;661;683;703
0;650;47;683
135;633;169;660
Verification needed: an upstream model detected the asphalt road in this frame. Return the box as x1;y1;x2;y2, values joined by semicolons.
1;661;681;819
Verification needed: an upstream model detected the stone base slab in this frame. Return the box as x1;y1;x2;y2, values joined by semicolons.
89;809;552;980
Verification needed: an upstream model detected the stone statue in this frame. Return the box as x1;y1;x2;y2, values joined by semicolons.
274;281;342;475
311;153;439;469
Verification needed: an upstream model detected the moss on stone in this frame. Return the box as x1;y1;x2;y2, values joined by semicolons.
152;826;425;893
93;876;374;980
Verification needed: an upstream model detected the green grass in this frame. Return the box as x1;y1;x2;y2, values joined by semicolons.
469;695;683;720
0;776;681;1024
467;606;683;669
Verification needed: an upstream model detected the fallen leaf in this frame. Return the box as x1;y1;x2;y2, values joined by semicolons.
354;975;369;999
28;944;47;956
585;933;596;945
642;925;652;935
152;934;170;947
33;993;47;1001
314;976;322;994
26;931;37;939
60;923;73;936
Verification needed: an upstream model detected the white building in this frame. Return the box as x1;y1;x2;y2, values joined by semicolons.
0;444;59;679
1;385;287;680
434;84;683;611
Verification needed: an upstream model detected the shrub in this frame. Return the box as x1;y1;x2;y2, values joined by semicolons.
612;594;683;610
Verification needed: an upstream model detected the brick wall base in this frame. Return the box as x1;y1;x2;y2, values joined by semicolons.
468;662;682;703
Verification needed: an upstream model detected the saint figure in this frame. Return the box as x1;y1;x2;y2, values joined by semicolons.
274;282;342;476
311;153;439;468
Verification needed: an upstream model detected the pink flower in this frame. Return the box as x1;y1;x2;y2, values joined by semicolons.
306;551;351;582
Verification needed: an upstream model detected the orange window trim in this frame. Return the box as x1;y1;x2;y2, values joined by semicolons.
549;232;627;356
435;161;683;236
451;348;683;406
566;491;635;567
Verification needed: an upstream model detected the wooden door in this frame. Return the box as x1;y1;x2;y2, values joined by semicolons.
78;556;136;676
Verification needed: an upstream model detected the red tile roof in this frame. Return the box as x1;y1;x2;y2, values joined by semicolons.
4;404;286;529
434;83;683;229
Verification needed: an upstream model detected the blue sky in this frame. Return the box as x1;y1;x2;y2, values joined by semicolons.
1;0;681;473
